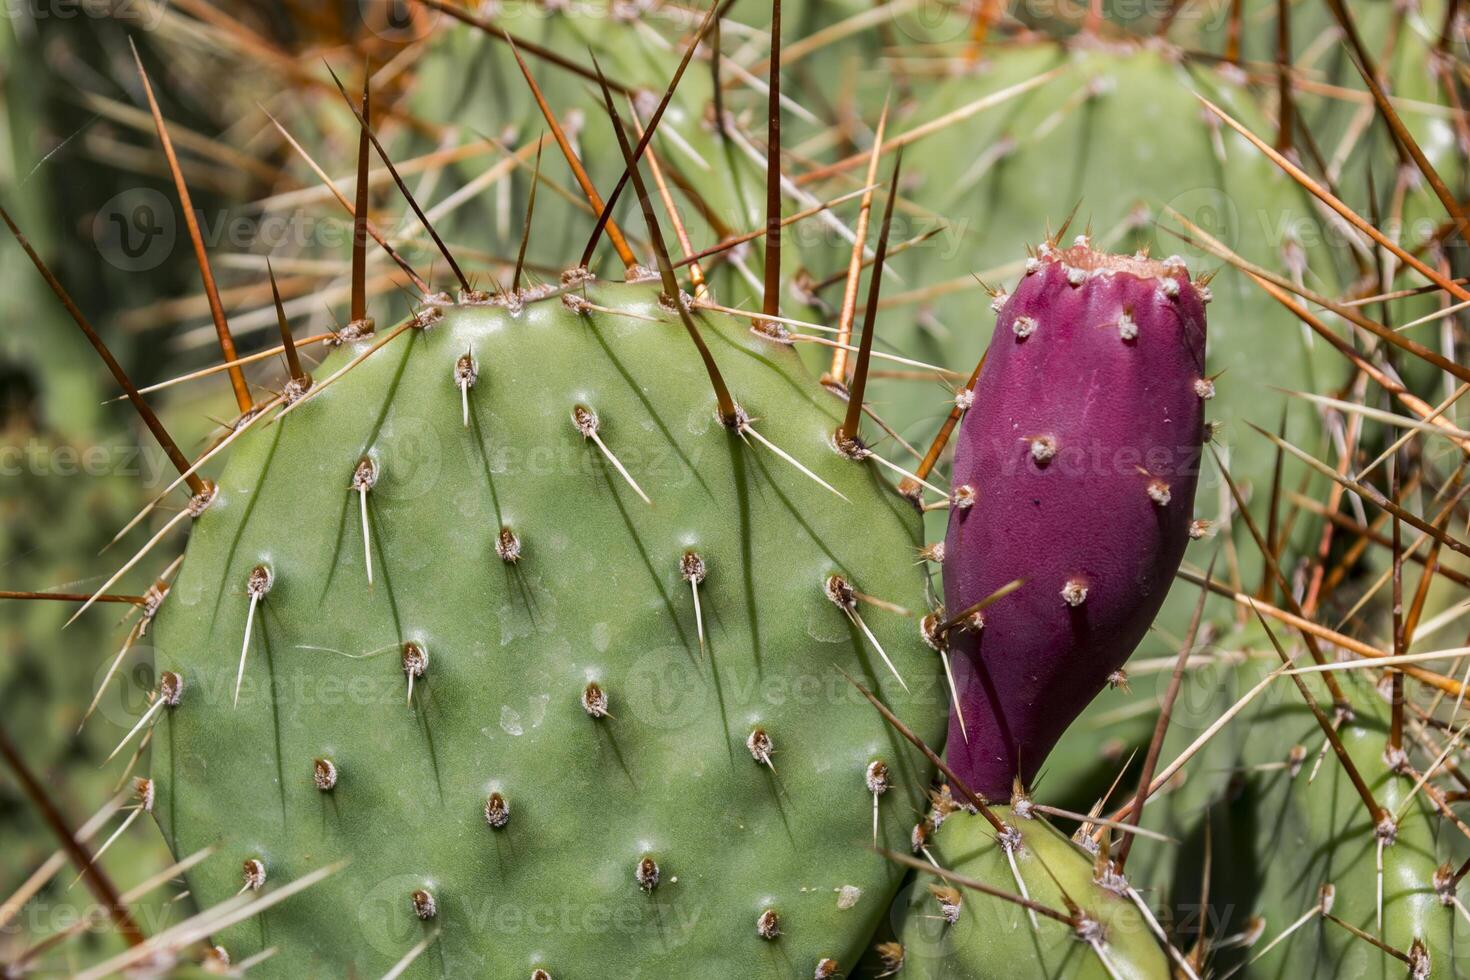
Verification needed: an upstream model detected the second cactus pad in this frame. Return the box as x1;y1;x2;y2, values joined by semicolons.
144;281;944;977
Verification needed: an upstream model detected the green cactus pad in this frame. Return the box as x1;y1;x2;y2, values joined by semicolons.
145;282;944;977
894;805;1170;979
1163;666;1462;978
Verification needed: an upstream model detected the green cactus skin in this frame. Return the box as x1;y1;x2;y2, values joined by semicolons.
144;281;944;977
1141;659;1463;978
894;804;1170;979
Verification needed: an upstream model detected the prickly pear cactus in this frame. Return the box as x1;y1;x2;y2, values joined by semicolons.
145;282;944;976
894;803;1170;979
943;241;1207;797
1143;659;1465;978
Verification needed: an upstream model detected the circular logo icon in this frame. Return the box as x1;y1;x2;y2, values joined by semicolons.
624;647;711;731
893;0;974;44
887;877;953;963
356;872;432;958
93;188;175;272
358;0;438;42
374;415;444;503
1158;186;1241;263
88;646;158;731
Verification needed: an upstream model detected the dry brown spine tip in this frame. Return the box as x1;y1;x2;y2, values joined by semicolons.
636;856;660;892
242;858;266;891
824;574;857;611
496;527;523;564
1012;315;1037;339
874;941;905;974
313;758;338;792
865;760;890;795
747;727;774;765
411;888;437;920
756;907;781;940
1146;479;1172;506
679;551;707;584
581;681;609;718
951;485;976;509
485;792;510;829
1061;579;1089;607
814;957;840;979
352;457;379;492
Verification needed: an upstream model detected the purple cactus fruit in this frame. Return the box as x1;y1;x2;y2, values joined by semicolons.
942;240;1209;799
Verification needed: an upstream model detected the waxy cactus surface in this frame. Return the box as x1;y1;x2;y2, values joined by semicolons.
145;284;944;977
